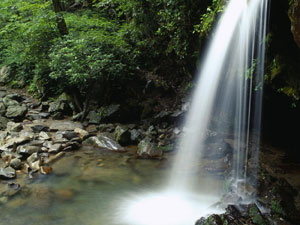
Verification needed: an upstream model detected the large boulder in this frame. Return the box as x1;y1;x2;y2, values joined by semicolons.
5;104;27;120
0;66;10;84
114;125;131;146
49;120;83;131
137;138;163;159
86;110;101;124
0;102;6;116
48;95;72;118
289;0;300;48
0;167;16;179
0;116;10;130
83;133;124;151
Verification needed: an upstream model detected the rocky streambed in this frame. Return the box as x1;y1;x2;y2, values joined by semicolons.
0;87;300;225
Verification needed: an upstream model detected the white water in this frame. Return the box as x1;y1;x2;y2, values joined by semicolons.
120;0;268;224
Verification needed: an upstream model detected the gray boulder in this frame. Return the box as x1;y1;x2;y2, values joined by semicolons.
137;138;162;159
83;134;125;151
0;116;10;130
114;126;131;146
0;167;16;179
0;102;6;116
5;104;27;120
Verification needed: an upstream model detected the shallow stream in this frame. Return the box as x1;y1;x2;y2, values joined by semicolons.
0;146;223;225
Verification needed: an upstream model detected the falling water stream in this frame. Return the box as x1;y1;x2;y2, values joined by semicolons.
121;0;268;224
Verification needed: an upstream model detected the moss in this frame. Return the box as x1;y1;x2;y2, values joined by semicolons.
157;145;173;152
271;200;284;216
249;206;266;225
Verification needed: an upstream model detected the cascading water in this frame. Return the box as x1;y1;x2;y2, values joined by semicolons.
119;0;268;224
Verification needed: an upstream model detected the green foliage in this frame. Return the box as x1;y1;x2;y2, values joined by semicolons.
48;31;133;96
0;0;226;102
194;0;225;37
271;200;284;216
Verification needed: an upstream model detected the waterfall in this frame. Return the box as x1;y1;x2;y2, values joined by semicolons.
170;0;268;200
120;0;268;224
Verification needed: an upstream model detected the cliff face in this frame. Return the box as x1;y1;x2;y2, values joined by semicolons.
289;0;300;48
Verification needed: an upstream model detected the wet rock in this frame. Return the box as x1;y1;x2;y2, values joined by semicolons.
27;140;44;147
49;121;83;131
5;104;27;120
0;66;10;85
27;153;39;164
0;167;16;179
48;143;62;153
53;131;68;143
62;141;80;151
203;156;230;175
52;112;64;120
31;124;49;133
0;116;10;130
98;123;115;132
99;104;120;122
62;131;78;140
44;152;65;164
40;102;49;111
4;135;31;149
72;112;84;121
87;110;101;124
130;129;142;143
17;145;41;155
2;96;19;106
152;111;171;124
289;0;300;48
39;112;50;118
4;94;24;103
202;142;232;160
0;102;6;116
26;113;41;121
74;128;89;140
195;215;223;225
86;124;98;133
29;160;41;171
39;131;51;140
22;163;30;174
40;166;52;175
137;138;162;159
1;151;22;161
114;125;131;146
9;158;22;170
248;203;267;225
83;134;124;151
48;98;72;116
6;121;22;132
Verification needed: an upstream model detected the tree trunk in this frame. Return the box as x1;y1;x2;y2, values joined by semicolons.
52;0;68;36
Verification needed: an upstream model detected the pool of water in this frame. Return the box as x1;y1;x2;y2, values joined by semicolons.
0;147;223;225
